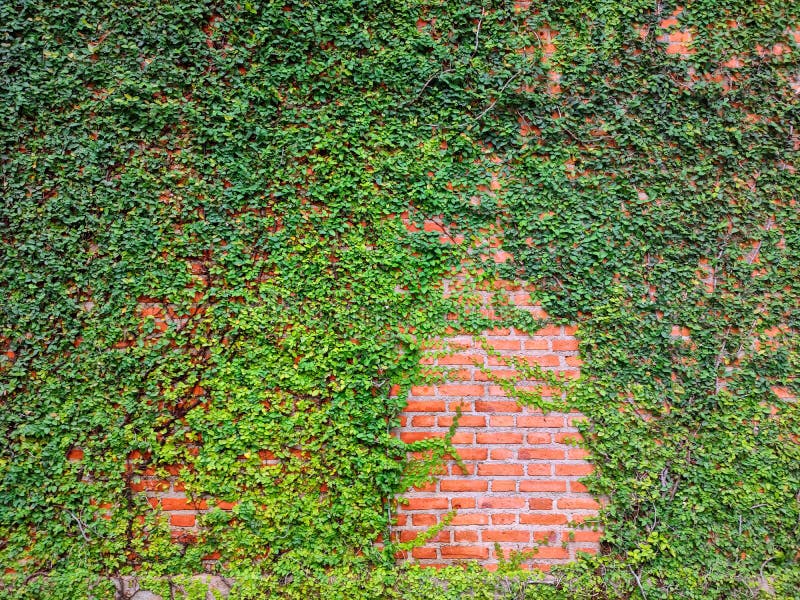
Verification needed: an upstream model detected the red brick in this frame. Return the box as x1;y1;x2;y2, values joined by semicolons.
529;498;553;510
412;514;437;526
489;415;516;427
491;513;517;525
400;431;444;443
527;464;552;476
491;480;516;492
454;448;488;461
526;432;552;444
170;514;196;527
449;432;475;444
477;432;523;444
441;546;489;559
404;400;445;412
486;339;521;350
518;448;565;460
439;415;486;427
161;498;208;511
535;547;570;559
402;497;448;511
483;530;530;543
489;448;514;460
454;530;479;542
451;497;475;509
411;415;436;427
536;325;562;336
572;531;603;542
475;401;522;413
568;448;590;459
410;386;436;396
438;384;485;396
520;514;567;525
517;415;564;428
557;498;601;510
451;513;489;525
552;339;579;351
477;464;524;476
412;548;437;559
440;479;487;492
479;497;525;509
520;480;567;492
438;354;483;366
570;481;589;493
524;339;549;350
555;464;594;476
555;432;583;443
523;355;560;367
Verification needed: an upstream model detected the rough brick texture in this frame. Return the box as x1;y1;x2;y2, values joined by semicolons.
393;293;600;570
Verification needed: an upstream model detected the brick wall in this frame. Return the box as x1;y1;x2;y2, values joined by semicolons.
392;291;600;570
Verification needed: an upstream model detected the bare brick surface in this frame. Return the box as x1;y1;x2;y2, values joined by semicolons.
393;296;600;569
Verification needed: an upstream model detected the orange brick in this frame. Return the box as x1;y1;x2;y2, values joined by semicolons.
489;415;516;427
535;547;570;559
451;513;489;525
491;513;517;524
489;448;514;460
402;497;449;511
526;433;552;444
454;448;488;461
523;355;560;367
404;400;445;412
477;432;523;444
555;464;594;476
161;498;208;511
555;432;583;443
477;464;524;476
520;480;567;492
410;386;436;396
400;431;444;443
440;479;487;492
438;354;483;366
520;514;567;525
441;546;489;559
572;531;603;543
455;530;479;542
524;339;550;350
483;530;530;543
527;464;552;476
517;416;564;427
439;415;486;427
552;339;579;351
475;401;522;413
486;339;521;350
170;514;196;527
412;547;437;559
518;448;565;460
491;480;516;492
411;415;436;427
479;497;525;509
558;498;601;510
412;514;437;526
438;384;485;396
529;498;553;510
570;481;589;493
451;497;475;509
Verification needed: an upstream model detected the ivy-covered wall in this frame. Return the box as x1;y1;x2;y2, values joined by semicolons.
2;1;799;598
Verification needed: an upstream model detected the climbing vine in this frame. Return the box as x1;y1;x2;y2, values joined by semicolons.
1;0;798;598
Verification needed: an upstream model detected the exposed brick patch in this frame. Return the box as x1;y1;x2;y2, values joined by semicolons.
393;299;600;568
